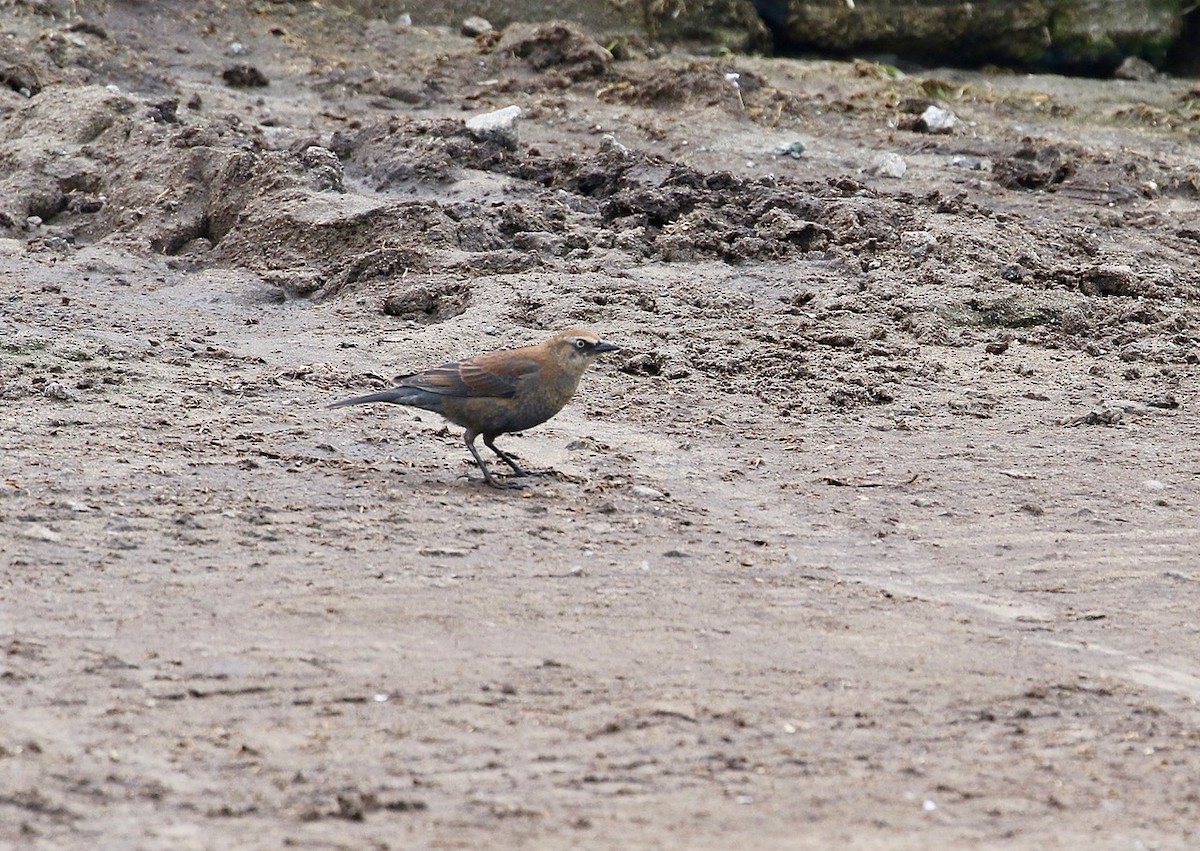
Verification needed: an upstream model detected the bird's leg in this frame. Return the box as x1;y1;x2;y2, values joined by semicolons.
465;431;525;489
484;435;556;478
483;434;529;477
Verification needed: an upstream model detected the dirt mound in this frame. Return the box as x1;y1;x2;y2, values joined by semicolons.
4;74;1197;412
493;21;613;82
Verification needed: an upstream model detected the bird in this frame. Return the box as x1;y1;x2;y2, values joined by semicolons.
329;327;620;488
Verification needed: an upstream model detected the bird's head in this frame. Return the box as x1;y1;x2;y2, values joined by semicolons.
550;327;621;372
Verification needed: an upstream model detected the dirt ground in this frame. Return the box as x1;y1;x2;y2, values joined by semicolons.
3;2;1200;848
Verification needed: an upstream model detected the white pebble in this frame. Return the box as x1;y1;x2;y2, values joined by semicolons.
919;105;959;133
867;152;906;179
466;105;522;149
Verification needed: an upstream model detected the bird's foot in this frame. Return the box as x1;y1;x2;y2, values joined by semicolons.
475;466;529;489
486;476;529;490
473;465;566;489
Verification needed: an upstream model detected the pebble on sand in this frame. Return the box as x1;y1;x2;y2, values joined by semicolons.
466;105;523;150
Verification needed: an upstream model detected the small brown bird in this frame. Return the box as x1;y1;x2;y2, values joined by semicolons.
330;327;620;488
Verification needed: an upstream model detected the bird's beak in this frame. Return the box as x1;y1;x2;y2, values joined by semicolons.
593;340;621;354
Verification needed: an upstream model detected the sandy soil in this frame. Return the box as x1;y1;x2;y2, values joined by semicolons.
3;2;1200;848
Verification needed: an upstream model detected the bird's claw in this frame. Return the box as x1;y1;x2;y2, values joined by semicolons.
487;477;529;490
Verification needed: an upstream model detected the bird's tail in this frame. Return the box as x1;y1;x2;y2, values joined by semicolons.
327;387;422;409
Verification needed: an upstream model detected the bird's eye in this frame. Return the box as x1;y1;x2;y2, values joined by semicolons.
575;339;588;350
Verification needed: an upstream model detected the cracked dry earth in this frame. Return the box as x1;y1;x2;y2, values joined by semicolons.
3;1;1200;849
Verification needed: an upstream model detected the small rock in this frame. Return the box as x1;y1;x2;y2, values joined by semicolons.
949;154;990;170
1104;398;1149;416
773;140;806;159
226;41;247;56
1114;56;1158;81
461;16;492;37
900;230;936;257
222;64;268;88
631;485;665;500
1061;405;1123;427
146;98;179;123
663;362;692;380
599;134;629;157
866;152;906;179
916;105;959;133
466;105;522;150
43;382;75;401
299;145;344;192
178;238;213;256
619;352;662;376
1146;393;1178;409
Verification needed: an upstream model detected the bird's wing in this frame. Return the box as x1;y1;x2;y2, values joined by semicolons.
398;354;540;399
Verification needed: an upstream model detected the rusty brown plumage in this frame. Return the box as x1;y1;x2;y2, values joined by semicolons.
329;327;620;488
